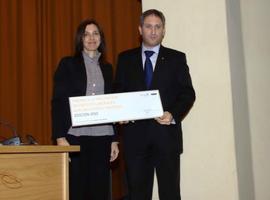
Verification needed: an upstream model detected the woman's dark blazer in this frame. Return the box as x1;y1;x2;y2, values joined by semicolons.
51;53;113;140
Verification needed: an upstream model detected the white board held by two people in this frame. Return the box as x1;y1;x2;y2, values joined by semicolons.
69;90;164;126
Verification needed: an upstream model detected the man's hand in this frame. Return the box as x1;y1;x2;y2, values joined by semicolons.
155;111;173;125
110;142;119;162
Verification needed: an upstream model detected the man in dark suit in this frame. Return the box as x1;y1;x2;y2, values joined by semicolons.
114;9;195;200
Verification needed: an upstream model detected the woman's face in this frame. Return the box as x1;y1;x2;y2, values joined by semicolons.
82;24;101;53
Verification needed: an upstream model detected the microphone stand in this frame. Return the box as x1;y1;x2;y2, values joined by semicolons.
0;119;21;145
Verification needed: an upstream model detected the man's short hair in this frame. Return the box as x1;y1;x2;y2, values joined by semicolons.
140;9;166;26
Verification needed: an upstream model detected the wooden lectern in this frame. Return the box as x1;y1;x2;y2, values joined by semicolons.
0;145;80;200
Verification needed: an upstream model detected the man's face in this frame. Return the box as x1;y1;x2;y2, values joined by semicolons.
139;14;165;48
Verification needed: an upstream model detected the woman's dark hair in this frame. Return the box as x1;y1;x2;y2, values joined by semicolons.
74;19;107;64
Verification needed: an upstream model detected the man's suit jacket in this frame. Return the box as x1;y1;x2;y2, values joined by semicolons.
51;53;113;140
115;45;195;155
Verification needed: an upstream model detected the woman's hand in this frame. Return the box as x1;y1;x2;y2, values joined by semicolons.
118;120;135;124
110;142;119;162
56;137;70;146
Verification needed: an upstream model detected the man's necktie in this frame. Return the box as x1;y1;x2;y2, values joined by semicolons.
144;50;154;89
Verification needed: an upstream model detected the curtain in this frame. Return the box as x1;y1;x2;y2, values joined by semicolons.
0;0;141;143
0;1;142;199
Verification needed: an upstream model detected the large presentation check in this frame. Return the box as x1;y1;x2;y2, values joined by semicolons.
69;90;164;126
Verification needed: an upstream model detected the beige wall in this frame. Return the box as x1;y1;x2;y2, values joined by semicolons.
239;0;270;200
142;0;270;200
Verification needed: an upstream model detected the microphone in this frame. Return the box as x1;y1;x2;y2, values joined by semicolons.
0;119;21;145
25;134;38;145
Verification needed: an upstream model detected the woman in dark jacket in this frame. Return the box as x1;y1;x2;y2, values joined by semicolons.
51;19;119;200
